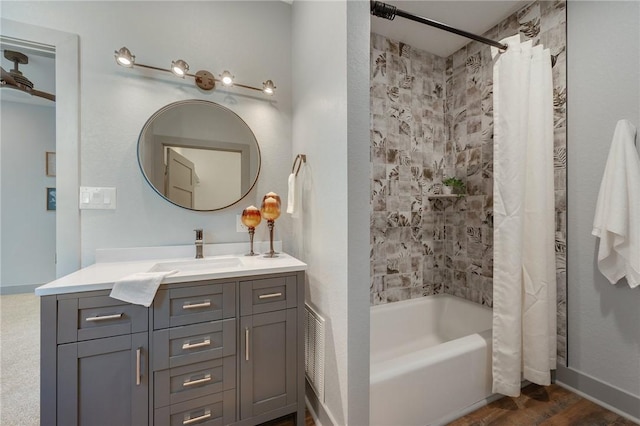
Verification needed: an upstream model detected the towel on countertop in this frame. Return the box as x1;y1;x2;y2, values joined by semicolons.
110;270;178;307
592;119;640;288
286;173;296;215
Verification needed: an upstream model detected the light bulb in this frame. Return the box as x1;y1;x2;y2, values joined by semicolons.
221;70;234;86
114;47;135;68
171;59;189;78
262;80;275;95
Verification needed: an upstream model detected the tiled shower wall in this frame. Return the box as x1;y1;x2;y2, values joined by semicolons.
370;0;567;363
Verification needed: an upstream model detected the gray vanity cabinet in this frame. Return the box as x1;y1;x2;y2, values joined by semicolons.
239;310;297;420
238;276;304;426
57;333;149;425
41;291;150;426
151;281;237;426
41;271;305;426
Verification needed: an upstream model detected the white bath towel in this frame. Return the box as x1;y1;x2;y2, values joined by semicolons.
286;173;296;215
592;119;640;288
110;270;178;307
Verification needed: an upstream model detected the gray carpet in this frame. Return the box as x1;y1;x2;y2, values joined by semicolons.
0;292;40;425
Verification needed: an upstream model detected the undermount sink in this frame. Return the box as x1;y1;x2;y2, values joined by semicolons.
149;256;243;275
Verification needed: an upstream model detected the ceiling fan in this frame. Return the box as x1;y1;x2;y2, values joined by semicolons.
1;49;55;102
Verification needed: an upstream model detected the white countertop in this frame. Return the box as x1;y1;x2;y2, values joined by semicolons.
36;242;306;296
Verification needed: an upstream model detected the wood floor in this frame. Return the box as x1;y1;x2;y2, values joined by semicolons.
261;384;637;426
449;384;638;426
259;410;315;426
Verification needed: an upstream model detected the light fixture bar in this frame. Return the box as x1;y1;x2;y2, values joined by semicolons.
233;82;263;92
114;47;275;95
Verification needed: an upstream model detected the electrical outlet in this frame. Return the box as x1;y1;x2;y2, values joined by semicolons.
236;215;248;232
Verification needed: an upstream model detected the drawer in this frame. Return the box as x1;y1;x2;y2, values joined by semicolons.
153;319;236;371
57;295;148;343
154;390;235;426
154;282;235;330
240;276;298;316
154;357;236;409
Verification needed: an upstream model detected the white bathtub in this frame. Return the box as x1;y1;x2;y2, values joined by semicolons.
370;294;494;426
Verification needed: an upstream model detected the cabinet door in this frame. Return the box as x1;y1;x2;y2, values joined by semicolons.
57;332;148;425
240;309;297;419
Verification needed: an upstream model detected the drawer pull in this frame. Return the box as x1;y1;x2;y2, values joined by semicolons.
245;327;250;361
183;410;211;425
85;313;123;322
182;300;211;310
182;338;211;350
258;292;282;300
136;348;141;386
183;374;212;388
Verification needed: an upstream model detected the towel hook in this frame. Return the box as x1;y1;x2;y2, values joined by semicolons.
291;154;306;177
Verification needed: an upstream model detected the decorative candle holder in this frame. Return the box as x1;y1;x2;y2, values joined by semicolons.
262;192;281;207
241;206;262;256
260;194;281;258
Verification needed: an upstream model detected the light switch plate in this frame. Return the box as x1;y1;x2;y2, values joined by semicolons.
79;187;116;210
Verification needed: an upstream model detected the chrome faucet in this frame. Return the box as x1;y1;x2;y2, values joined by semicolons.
194;229;204;259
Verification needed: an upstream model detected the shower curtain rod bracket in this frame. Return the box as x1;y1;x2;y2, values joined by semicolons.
370;1;508;52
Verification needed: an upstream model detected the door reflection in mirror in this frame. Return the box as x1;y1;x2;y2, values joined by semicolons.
138;100;260;211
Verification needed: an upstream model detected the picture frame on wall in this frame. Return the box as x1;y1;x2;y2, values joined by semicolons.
46;151;56;177
46;187;56;211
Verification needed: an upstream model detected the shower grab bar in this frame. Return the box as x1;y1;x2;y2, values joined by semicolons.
370;1;509;52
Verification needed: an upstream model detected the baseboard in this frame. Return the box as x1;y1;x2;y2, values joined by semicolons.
556;365;640;423
305;379;338;426
0;284;39;295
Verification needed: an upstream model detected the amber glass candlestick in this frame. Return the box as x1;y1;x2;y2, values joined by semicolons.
260;195;281;258
263;192;281;207
241;206;262;256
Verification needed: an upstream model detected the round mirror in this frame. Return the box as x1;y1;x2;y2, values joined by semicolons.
138;100;261;211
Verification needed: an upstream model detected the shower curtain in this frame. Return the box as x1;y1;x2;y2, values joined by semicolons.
491;34;556;397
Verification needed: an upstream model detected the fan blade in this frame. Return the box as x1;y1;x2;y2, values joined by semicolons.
2;66;55;102
31;89;56;102
1;66;18;87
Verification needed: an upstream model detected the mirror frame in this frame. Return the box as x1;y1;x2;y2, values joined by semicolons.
137;99;261;211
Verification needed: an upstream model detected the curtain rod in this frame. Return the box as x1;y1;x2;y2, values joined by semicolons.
370;1;509;52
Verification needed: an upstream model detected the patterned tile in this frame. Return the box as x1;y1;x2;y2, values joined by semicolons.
370;0;566;363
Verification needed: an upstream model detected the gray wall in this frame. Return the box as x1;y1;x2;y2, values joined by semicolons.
565;0;640;412
291;1;370;424
2;1;293;266
1;101;56;290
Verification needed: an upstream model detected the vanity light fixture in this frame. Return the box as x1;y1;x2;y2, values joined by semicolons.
114;47;135;68
220;70;234;86
113;46;275;95
171;59;189;78
262;80;276;95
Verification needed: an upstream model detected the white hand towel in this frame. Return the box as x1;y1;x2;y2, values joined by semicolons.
286;173;296;215
592;119;640;288
110;270;178;307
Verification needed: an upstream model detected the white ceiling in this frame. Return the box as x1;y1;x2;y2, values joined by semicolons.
370;1;528;57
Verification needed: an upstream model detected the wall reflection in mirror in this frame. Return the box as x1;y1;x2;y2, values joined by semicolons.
138;100;260;211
